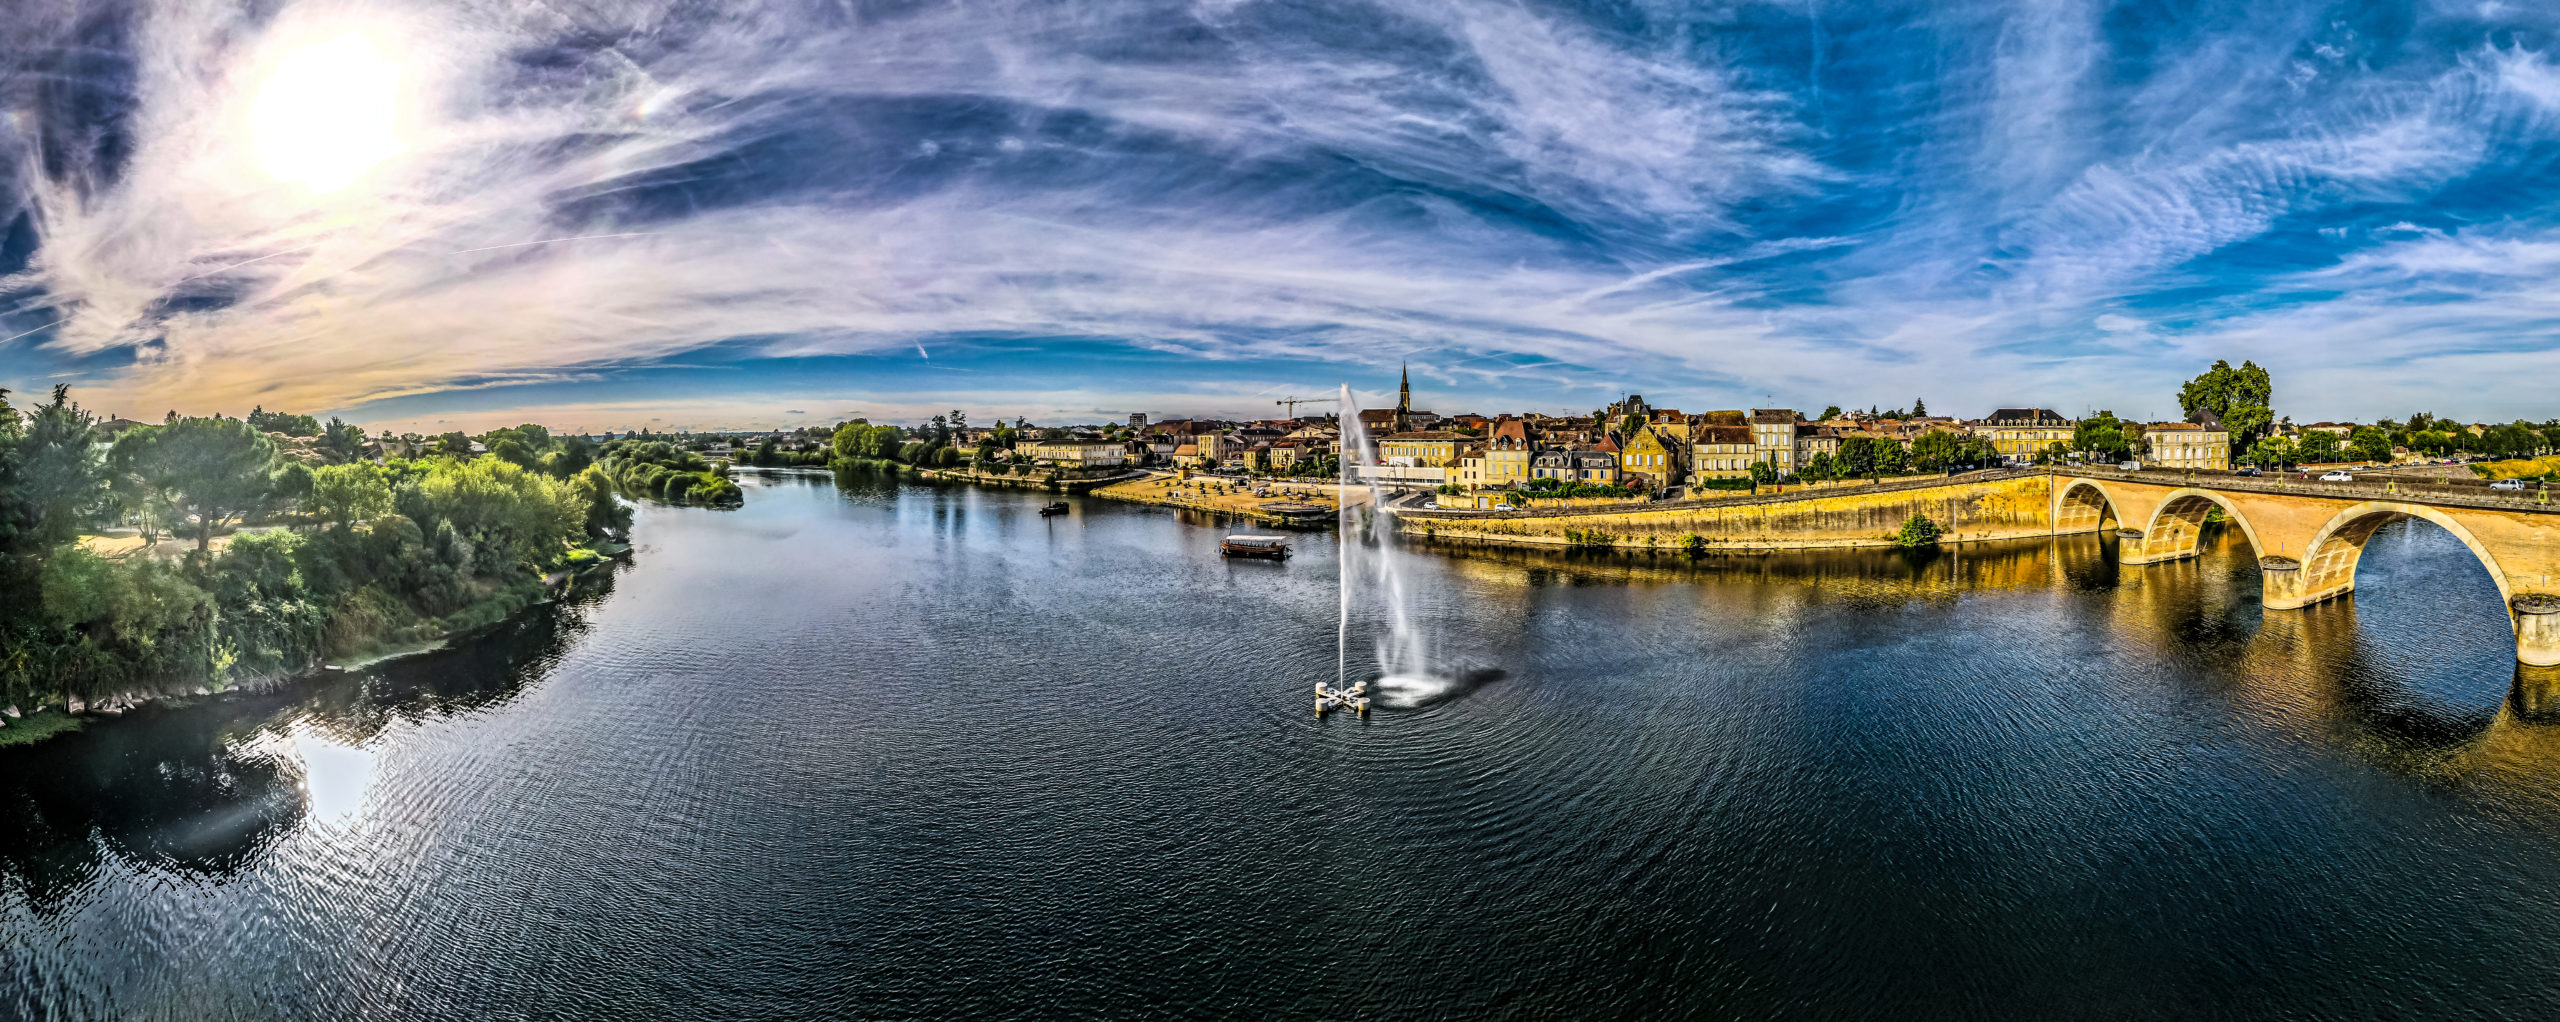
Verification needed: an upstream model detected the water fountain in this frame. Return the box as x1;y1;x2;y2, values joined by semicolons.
1334;384;1446;709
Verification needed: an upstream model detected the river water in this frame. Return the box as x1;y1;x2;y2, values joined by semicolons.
6;470;2560;1019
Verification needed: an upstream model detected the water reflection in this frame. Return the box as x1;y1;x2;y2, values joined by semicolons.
0;570;607;911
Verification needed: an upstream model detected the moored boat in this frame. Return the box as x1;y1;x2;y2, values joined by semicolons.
1039;501;1070;516
1220;534;1290;559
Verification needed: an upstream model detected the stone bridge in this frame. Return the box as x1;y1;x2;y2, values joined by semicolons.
2053;468;2560;665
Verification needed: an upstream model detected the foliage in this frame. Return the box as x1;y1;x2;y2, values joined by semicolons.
3;386;103;552
1749;459;1779;485
596;440;744;507
2073;413;2136;461
107;417;285;552
1896;513;1941;548
1435;483;1462;496
2297;430;2345;464
2348;426;2394;464
2245;435;2298;468
308;464;395;527
2176;359;2274;451
2473;456;2560;481
246;406;323;438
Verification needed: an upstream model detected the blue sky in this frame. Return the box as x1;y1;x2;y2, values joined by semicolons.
3;0;2558;432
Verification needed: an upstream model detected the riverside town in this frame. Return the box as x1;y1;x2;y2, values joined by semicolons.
17;1;2560;1017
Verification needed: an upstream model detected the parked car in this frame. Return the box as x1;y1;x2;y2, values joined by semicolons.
2234;465;2263;477
2319;471;2354;482
2490;479;2528;491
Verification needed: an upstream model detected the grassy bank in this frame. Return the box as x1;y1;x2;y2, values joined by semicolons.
2474;456;2560;481
0;710;87;749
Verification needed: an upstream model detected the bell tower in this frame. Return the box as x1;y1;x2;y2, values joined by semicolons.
1395;362;1411;433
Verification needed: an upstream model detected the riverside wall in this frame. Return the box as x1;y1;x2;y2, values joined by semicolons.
1395;471;2057;551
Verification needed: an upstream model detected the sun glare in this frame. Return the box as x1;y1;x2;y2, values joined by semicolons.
251;33;405;193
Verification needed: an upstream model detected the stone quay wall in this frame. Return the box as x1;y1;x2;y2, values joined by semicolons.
1395;471;2057;552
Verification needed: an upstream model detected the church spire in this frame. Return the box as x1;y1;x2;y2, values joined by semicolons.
1395;361;1411;433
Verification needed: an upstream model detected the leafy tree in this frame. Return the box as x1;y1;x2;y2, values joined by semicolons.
246;406;323;437
5;385;103;552
2176;359;2274;451
1912;397;1926;417
2298;430;2345;464
108;417;283;552
1803;451;1836;480
433;432;473;457
2074;414;2135;461
2247;435;2298;468
1819;406;1842;421
1749;459;1779;485
309;464;395;527
1896;513;1940;547
2348;426;2393;464
317;417;367;463
1911;430;1965;471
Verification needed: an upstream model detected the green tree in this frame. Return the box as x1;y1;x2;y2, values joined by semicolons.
1910;431;1964;471
1749;459;1779;485
2348;426;2393;464
5;385;103;552
1818;406;1842;421
1896;513;1941;547
246;406;323;437
317;417;367;463
2074;414;2134;461
2247;435;2299;468
1911;397;1926;417
108;417;283;552
308;463;395;527
2298;430;2345;464
2176;359;2275;451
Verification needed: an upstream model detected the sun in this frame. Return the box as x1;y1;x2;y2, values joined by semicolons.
250;33;405;193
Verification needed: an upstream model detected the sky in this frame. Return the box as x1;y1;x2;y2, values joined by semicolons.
3;0;2559;433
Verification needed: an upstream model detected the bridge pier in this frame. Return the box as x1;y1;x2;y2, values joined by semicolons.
2258;556;2309;610
2114;528;2192;565
2517;596;2560;668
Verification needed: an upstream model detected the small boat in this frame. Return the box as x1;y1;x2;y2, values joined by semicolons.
1039;501;1070;516
1221;534;1291;559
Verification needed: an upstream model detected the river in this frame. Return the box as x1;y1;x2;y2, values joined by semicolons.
5;470;2559;1019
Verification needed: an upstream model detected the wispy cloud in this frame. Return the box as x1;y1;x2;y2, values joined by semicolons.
1;0;2557;424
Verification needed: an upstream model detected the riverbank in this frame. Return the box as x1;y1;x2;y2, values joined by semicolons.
1395;469;2054;551
0;545;629;751
1091;473;1365;524
917;466;1144;493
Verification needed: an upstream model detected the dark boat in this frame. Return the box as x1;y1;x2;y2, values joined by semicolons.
1220;534;1290;559
1039;501;1070;516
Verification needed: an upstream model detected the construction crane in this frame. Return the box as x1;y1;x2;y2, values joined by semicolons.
1276;396;1319;417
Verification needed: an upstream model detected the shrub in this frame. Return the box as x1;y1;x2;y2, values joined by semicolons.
1896;513;1941;547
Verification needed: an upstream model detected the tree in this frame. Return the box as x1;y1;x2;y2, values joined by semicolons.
246;406;323;437
2298;430;2344;464
1749;459;1779;485
2247;435;2298;468
107;417;282;552
2348;426;2393;464
1910;430;1964;471
308;463;394;527
4;385;103;552
1803;451;1836;480
317;417;367;463
2177;359;2275;451
1819;406;1842;421
2074;414;2134;461
1896;512;1940;547
1912;397;1927;417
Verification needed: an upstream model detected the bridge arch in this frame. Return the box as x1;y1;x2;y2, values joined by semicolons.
2294;501;2511;611
2130;488;2266;565
2052;478;2121;535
